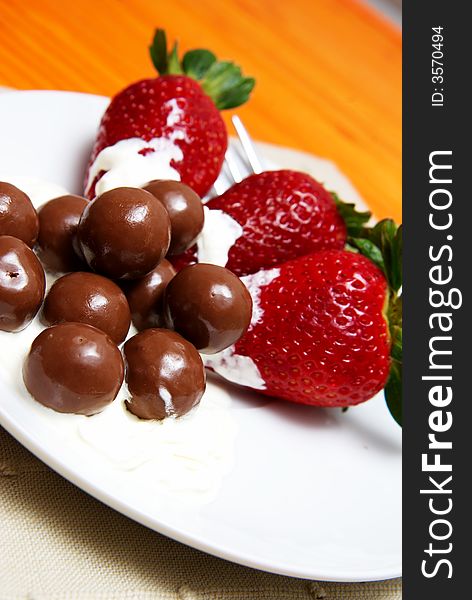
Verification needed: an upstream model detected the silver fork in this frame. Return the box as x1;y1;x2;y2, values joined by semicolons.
211;116;263;198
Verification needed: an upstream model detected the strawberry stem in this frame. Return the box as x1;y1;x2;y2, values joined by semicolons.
348;219;403;426
149;28;255;109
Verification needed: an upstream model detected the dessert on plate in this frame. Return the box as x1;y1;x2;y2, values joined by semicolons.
0;28;402;427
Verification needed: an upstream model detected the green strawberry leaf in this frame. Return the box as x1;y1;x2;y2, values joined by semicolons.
167;42;184;75
201;61;255;109
201;62;241;98
385;360;402;426
149;28;255;109
349;218;403;426
182;49;217;80
149;29;168;75
213;77;256;110
388;295;402;352
391;225;402;293
332;192;371;237
349;219;402;293
348;237;385;273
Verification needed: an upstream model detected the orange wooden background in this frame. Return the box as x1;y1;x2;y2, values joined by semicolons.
0;0;401;221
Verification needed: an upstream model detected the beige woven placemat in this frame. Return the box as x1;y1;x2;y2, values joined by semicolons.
0;427;401;600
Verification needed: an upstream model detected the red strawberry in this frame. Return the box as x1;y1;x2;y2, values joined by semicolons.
84;29;255;199
169;170;370;276
205;221;402;424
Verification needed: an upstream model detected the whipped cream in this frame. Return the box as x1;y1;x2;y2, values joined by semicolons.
85;98;189;197
0;175;68;209
0;179;237;503
243;267;280;326
204;268;280;390
0;313;236;503
196;208;243;266
204;352;266;390
85;137;183;197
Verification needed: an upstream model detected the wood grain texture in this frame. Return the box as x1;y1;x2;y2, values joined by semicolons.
0;0;401;220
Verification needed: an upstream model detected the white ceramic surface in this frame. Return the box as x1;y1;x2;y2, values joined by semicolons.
0;90;401;582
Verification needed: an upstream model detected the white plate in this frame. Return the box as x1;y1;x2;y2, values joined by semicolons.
0;90;401;582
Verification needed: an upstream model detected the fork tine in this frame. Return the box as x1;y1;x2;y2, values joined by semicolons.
231;115;263;175
212;179;226;197
225;148;243;183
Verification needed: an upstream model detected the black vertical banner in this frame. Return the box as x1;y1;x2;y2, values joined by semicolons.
403;3;469;598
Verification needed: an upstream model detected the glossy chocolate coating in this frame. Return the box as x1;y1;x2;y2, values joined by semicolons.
0;236;45;332
143;180;204;255
77;187;171;279
42;272;131;344
124;328;206;420
0;182;39;247
23;322;124;415
37;194;88;273
164;263;252;354
124;259;176;331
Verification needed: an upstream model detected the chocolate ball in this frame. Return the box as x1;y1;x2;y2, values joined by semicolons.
164;263;252;354
77;187;171;279
23;322;124;415
0;236;45;332
124;329;206;420
124;259;176;331
143;180;204;255
0;182;39;247
36;194;88;273
42;272;131;344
